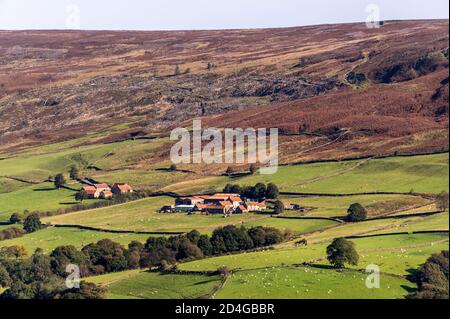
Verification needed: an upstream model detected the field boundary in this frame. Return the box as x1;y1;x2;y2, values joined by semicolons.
273;215;344;223
50;224;186;236
279;150;449;167
344;230;449;239
280;191;433;199
366;211;445;221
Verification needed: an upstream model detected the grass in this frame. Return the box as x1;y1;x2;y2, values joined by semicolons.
91;169;195;191
43;196;269;234
0;227;151;254
180;233;447;273
215;266;414;299
0;182;100;221
0;138;168;184
367;212;449;235
242;218;338;235
235;154;449;194
87;270;221;299
281;194;431;218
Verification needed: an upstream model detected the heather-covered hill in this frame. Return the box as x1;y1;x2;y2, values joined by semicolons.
0;20;448;160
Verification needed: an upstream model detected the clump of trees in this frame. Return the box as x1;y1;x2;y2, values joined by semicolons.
436;192;449;212
0;225;285;299
326;238;359;268
407;250;449;299
223;183;280;200
0;247;105;299
346;203;367;222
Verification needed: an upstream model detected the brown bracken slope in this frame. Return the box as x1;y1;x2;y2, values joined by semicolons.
0;20;448;162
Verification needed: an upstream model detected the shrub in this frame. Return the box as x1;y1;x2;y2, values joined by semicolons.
0;227;26;241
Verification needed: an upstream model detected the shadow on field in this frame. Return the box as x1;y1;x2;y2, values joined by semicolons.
34;187;57;192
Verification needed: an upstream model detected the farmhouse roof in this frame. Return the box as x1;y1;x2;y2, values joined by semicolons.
94;183;110;189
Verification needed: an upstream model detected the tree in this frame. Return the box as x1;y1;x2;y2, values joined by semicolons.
225;166;234;176
57;282;106;299
347;203;367;222
54;173;66;189
0;265;11;288
326;238;359;268
174;65;181;75
249;164;258;175
50;245;90;277
23;213;43;233
254;183;267;200
0;245;28;259
266;183;279;199
407;250;449;299
9;213;22;224
436;192;449;211
75;190;89;203
273;200;284;215
69;166;80;180
197;235;213;256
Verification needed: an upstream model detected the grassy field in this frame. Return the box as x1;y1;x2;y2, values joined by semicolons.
235;154;449;194
43;196;270;233
242;218;338;235
0;182;101;221
180;233;448;273
281;194;432;218
215;267;414;299
0;226;151;254
87;270;221;299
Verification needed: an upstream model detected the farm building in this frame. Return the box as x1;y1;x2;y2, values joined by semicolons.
111;183;134;195
175;196;206;206
245;201;267;212
82;185;113;199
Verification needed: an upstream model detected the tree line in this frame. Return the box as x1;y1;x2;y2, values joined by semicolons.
0;225;286;299
223;183;280;200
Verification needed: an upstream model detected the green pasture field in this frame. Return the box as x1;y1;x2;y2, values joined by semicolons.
366;213;449;235
214;267;413;299
90;169;195;191
179;244;328;272
43;196;270;233
0;226;151;254
235;153;449;194
281;194;431;218
88;270;221;299
179;233;447;273
0;138;168;182
0;177;29;194
242;218;338;235
0;182;101;221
